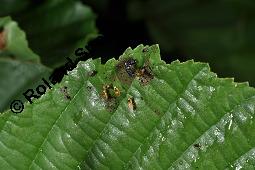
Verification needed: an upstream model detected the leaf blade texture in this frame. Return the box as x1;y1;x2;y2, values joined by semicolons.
0;45;255;169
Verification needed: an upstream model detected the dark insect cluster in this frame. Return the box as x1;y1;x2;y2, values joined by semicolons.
193;143;201;149
116;58;137;86
116;57;154;86
124;58;137;77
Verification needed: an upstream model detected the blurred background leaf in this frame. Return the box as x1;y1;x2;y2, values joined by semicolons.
0;0;98;68
0;17;40;62
0;58;51;113
0;0;98;112
0;17;51;112
0;0;30;15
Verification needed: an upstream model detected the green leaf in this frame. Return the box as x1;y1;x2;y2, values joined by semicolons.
0;45;255;169
0;17;51;112
0;16;40;62
0;58;51;113
13;0;98;68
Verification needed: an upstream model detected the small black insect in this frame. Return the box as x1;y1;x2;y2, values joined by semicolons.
124;58;137;77
193;143;201;149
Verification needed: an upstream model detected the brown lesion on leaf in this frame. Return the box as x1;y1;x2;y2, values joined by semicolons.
114;86;121;97
101;84;122;112
0;30;6;49
116;57;154;86
128;96;136;112
101;84;113;100
115;58;137;86
135;61;154;86
104;97;119;112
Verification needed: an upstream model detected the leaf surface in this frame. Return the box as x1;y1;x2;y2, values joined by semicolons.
0;45;255;170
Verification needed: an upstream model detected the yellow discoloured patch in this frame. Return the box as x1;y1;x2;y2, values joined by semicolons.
114;86;121;97
128;97;136;112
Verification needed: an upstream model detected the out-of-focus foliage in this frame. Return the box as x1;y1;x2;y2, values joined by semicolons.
0;17;40;62
0;0;98;112
0;17;51;112
82;0;109;13
0;0;98;68
0;0;30;15
127;0;255;86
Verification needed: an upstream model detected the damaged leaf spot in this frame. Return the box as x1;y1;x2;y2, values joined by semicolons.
114;86;121;97
60;86;71;100
116;56;154;86
193;143;201;149
0;31;5;49
136;61;154;86
101;84;121;112
101;84;121;99
128;96;136;112
101;84;113;100
116;58;136;85
105;98;118;112
124;58;137;77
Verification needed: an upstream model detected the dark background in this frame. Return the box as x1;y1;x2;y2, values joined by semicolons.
81;0;181;63
83;0;255;86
